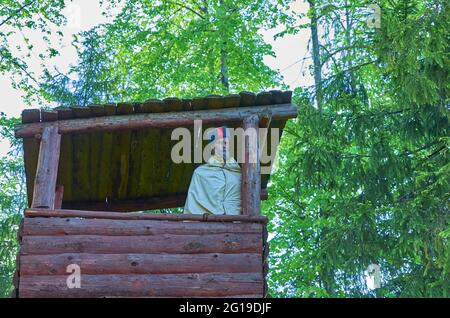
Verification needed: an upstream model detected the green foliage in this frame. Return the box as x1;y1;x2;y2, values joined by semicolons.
0;0;67;103
41;0;288;105
0;114;26;298
264;0;449;297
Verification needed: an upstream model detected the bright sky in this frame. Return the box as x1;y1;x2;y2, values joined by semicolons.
0;0;312;156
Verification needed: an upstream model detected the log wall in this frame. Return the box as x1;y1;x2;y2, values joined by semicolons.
16;210;268;298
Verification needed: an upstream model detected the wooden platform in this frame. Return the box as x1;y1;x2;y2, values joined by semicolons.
12;209;269;298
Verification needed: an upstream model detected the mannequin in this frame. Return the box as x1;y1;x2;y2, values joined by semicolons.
183;127;241;215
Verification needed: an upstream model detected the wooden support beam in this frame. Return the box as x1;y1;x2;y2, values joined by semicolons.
24;208;268;224
14;104;298;138
31;126;61;209
53;185;64;209
241;115;261;216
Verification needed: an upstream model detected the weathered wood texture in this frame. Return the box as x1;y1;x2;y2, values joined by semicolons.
20;253;262;275
54;185;64;209
19;273;263;298
17;212;268;298
31;126;61;209
23;217;264;236
242;115;261;216
24;208;268;223
21;234;261;255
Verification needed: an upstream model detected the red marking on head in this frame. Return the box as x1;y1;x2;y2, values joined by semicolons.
217;127;224;139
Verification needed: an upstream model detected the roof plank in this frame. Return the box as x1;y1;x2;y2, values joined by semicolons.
223;94;241;108
163;97;183;112
112;104;134;199
55;107;74;201
21;109;40;123
87;105;105;202
71;107;92;201
239;91;256;107
40;110;58;122
97;129;114;202
127;128;143;199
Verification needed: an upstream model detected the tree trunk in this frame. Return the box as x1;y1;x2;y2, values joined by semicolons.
308;0;323;111
344;0;356;93
219;0;230;93
220;48;230;93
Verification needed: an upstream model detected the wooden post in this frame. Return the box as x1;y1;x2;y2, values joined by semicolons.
31;126;61;209
241;115;261;216
54;185;64;209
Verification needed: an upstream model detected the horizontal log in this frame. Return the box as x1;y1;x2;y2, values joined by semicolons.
21;234;262;255
23;217;263;236
100;294;262;298
19;273;263;298
15;104;298;138
61;188;268;212
196;294;262;298
20;253;262;275
24;208;268;224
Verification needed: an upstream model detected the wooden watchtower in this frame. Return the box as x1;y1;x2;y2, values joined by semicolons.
12;91;297;298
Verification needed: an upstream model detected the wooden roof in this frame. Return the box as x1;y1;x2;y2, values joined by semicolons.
15;90;297;212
